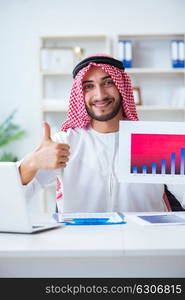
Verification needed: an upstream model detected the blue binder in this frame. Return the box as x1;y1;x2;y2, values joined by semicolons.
178;40;185;68
171;40;178;68
118;40;132;68
171;40;185;68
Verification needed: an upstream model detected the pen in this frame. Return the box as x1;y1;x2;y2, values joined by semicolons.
64;218;110;224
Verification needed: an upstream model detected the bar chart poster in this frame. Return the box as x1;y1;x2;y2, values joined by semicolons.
118;120;185;184
131;134;185;175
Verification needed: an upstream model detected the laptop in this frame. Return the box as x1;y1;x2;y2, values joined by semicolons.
0;162;60;233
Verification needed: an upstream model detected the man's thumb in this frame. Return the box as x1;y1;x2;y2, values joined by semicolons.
42;121;51;140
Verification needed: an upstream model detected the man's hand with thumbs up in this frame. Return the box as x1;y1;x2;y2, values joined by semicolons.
34;122;70;170
19;122;70;184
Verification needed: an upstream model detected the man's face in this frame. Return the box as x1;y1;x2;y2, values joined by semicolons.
82;66;122;121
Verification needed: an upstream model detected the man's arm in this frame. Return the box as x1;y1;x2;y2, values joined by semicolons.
19;122;70;185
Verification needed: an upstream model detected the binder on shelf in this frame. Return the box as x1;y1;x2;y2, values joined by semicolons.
118;40;132;68
178;40;185;68
124;40;132;68
171;40;185;68
171;40;178;68
118;40;125;63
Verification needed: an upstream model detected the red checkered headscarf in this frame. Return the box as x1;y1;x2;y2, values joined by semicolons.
61;53;138;131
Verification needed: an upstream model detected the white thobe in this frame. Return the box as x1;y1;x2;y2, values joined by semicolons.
21;127;185;212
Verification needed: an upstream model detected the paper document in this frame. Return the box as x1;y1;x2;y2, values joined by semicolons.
118;121;185;184
53;212;126;225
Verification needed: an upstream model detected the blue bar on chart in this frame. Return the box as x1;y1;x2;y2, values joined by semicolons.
170;153;176;174
142;165;147;174
132;166;138;173
161;159;166;174
152;162;157;174
180;148;185;175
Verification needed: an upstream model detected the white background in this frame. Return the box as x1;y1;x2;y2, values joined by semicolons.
0;0;185;159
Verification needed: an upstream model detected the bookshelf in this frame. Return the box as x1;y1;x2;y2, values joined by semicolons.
114;33;185;121
40;33;185;126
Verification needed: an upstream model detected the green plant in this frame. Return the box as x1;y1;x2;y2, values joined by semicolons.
0;110;26;162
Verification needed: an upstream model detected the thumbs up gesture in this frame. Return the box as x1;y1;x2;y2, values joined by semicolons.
33;122;70;170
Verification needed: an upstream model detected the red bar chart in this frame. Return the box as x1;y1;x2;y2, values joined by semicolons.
131;134;185;175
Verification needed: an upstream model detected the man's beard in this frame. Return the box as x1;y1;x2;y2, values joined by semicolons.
85;96;122;122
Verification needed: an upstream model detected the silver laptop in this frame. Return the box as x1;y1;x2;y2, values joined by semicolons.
0;162;60;233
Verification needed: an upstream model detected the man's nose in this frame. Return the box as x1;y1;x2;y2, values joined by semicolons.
94;85;106;100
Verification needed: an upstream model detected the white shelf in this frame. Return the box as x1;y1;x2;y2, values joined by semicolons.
41;71;72;76
41;35;111;56
42;100;68;112
42;102;185;113
127;68;185;74
136;105;185;111
41;34;110;41
42;68;185;75
117;33;184;38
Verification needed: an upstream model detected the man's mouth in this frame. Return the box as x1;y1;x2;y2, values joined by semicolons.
92;100;113;108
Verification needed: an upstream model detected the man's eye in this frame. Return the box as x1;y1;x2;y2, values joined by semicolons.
83;84;94;90
104;80;114;86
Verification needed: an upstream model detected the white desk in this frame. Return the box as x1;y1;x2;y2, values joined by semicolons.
0;212;185;278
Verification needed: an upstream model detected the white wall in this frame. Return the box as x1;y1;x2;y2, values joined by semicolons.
0;0;185;159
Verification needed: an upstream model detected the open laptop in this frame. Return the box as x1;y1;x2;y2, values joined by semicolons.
0;162;60;233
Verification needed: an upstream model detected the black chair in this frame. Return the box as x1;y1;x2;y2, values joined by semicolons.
164;185;185;211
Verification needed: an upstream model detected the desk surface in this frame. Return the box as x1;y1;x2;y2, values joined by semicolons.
1;212;185;277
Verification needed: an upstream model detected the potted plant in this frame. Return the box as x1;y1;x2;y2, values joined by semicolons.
0;110;26;162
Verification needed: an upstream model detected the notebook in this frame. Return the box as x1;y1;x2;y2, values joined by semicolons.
0;162;60;233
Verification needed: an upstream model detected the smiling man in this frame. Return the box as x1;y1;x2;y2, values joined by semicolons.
19;54;185;213
83;67;123;125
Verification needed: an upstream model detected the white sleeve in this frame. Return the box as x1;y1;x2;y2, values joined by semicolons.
16;159;60;200
167;184;185;209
